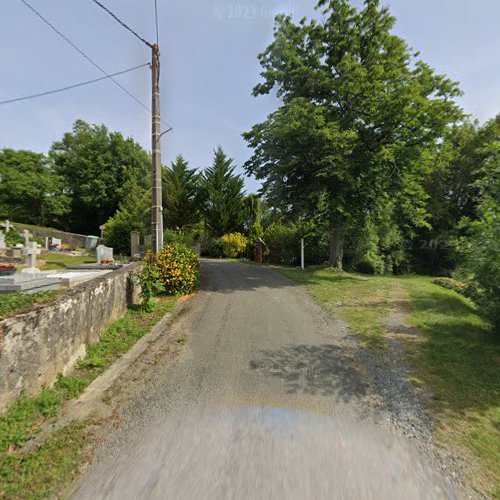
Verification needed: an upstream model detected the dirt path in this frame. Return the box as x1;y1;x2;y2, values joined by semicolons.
70;261;459;499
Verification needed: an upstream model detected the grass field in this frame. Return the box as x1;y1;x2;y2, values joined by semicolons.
278;267;499;498
0;297;177;498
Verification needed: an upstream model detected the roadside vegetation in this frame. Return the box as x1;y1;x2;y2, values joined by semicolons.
279;267;499;497
0;297;176;498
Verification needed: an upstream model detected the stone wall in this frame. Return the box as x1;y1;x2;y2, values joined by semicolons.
0;263;142;412
13;225;97;249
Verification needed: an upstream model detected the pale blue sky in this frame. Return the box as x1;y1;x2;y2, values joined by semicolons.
1;0;499;193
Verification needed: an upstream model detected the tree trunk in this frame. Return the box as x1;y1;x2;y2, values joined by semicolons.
329;221;345;269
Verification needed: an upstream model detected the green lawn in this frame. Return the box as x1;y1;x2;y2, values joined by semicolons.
40;253;95;270
277;267;499;498
0;297;177;498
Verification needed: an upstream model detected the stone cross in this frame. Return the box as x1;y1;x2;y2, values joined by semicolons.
21;241;41;273
0;231;5;249
22;230;30;247
3;220;11;232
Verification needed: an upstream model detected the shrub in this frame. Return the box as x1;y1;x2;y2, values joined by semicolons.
199;235;223;258
164;228;197;248
432;277;474;297
133;254;165;311
220;232;247;258
5;229;23;247
154;243;200;295
263;222;300;265
103;218;142;255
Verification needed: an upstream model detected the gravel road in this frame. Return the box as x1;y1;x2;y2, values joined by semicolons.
71;260;458;500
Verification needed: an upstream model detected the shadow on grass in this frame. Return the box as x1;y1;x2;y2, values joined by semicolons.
409;286;499;415
250;343;367;402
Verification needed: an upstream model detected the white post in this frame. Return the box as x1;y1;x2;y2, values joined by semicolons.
301;238;305;270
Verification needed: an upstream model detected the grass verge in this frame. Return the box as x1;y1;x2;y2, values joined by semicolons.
0;291;60;320
0;296;176;498
276;267;499;497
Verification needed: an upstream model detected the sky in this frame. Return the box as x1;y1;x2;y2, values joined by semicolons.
1;0;499;193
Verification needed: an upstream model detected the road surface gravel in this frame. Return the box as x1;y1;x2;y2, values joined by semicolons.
71;260;458;499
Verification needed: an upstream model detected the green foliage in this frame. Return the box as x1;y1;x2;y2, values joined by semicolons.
200;147;245;237
134;255;165;311
163;227;200;248
50;119;151;234
4;229;23;247
103;175;150;255
220;232;247;258
432;277;473;297
199;235;223;258
263;222;301;265
243;0;462;267
455;117;500;326
154;244;200;295
0;148;69;227
0;291;59;320
163;155;200;230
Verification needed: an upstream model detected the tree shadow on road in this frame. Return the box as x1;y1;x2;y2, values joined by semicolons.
250;344;367;402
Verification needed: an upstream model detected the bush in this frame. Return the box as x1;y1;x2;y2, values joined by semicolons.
134;254;165;311
5;229;23;247
103;218;141;255
220;232;247;258
263;222;300;265
432;277;474;297
163;228;197;248
199;235;222;258
154;243;200;295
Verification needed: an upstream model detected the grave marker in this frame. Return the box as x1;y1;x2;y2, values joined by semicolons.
96;245;113;264
0;231;5;250
21;242;41;273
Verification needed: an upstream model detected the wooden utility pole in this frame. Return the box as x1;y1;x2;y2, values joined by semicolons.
151;43;163;255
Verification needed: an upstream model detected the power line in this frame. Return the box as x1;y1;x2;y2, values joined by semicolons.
18;0;172;130
89;0;152;48
0;63;149;106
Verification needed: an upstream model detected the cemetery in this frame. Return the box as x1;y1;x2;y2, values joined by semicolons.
0;220;124;295
0;220;144;411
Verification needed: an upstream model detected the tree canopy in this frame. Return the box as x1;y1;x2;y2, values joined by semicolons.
162;155;200;230
243;0;462;267
0;148;69;227
200;147;246;237
50;119;151;234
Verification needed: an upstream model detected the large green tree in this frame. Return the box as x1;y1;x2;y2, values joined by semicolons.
243;0;462;268
200;147;245;237
50;120;150;234
0;148;69;226
162;155;200;230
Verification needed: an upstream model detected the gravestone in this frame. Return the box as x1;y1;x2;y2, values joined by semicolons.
85;236;99;250
21;242;41;273
50;237;62;250
44;237;49;250
130;231;140;257
0;231;5;250
96;245;113;264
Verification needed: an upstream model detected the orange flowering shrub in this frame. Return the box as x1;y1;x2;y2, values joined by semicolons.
154;243;200;296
